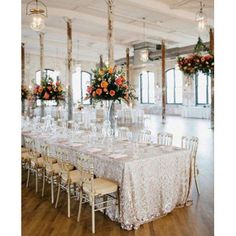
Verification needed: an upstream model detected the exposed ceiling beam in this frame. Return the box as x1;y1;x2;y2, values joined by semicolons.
124;0;214;26
22;4;195;44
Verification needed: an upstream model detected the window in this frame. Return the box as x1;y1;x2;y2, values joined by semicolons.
72;69;92;105
195;72;211;105
140;71;155;104
35;69;60;85
166;68;183;104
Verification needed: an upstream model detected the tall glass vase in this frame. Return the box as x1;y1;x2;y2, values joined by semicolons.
103;100;115;136
40;101;45;119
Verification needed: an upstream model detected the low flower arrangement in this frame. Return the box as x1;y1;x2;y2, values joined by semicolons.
33;76;65;103
177;53;214;76
21;85;29;100
85;65;137;104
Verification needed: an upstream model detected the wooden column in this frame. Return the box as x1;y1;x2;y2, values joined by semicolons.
39;32;45;118
99;54;103;69
66;18;73;123
126;48;130;82
21;43;25;85
161;40;166;124
210;28;214;129
21;43;26;115
107;0;114;67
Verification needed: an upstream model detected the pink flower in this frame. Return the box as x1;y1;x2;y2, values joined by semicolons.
43;92;50;100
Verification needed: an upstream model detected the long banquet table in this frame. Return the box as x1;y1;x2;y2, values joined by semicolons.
22;130;193;230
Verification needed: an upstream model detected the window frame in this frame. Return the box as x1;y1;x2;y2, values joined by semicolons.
166;68;183;105
139;71;155;104
195;73;210;105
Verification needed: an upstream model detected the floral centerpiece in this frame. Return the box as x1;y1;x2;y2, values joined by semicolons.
177;37;214;77
177;53;214;76
85;65;137;104
21;85;29;100
33;76;66;105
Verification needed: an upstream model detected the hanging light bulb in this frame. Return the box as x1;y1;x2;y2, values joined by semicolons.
140;17;149;63
196;1;207;31
26;0;47;32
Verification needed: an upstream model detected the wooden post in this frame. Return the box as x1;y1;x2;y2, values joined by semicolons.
107;0;114;67
66;18;73;124
161;40;166;124
126;48;130;82
210;28;214;129
21;43;25;115
99;54;103;69
39;32;45;118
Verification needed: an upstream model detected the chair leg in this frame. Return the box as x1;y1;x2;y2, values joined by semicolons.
194;167;200;195
103;195;107;215
77;189;83;222
67;185;71;218
35;168;38;193
42;169;45;197
51;175;54;204
55;177;61;208
91;195;95;234
26;166;30;188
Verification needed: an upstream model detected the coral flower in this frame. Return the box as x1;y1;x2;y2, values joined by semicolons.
96;88;103;96
56;81;60;86
34;88;38;94
115;77;123;86
38;87;43;93
109;90;116;97
101;81;108;88
92;91;96;97
108;67;113;74
103;88;108;92
47;86;52;91
43;92;50;100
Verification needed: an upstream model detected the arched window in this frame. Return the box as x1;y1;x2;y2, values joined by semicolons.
195;72;211;105
72;68;92;105
139;71;155;104
35;69;60;85
166;68;183;104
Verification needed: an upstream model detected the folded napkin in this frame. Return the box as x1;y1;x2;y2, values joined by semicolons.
109;153;128;159
87;148;102;153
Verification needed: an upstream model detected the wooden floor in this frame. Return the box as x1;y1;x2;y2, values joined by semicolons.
22;115;214;236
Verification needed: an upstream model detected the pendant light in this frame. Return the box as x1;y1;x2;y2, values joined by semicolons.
195;1;207;31
139;17;149;63
26;0;48;32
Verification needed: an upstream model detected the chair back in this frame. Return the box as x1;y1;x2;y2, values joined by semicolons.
77;152;94;192
117;127;130;141
138;130;152;144
157;132;173;146
181;136;199;158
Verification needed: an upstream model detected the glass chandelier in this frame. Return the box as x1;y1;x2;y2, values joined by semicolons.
26;0;48;32
195;1;207;31
140;17;149;63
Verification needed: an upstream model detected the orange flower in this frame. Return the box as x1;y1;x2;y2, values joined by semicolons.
99;69;104;76
38;87;43;93
103;88;108;93
108;67;113;74
92;91;96;97
109;90;116;96
101;81;108;88
43;92;50;100
96;88;103;95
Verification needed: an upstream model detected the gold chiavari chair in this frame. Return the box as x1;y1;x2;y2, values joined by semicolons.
157;132;173;146
181;136;200;195
54;147;79;218
41;143;58;204
77;153;119;234
24;137;43;192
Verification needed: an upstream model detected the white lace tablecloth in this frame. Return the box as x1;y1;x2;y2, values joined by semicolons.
22;131;193;230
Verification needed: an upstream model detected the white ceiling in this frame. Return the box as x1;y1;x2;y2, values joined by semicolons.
21;0;214;62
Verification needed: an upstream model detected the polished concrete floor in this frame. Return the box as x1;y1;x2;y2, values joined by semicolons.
22;115;214;236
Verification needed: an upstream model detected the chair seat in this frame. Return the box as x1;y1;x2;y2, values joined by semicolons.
22;152;31;161
31;157;45;168
21;147;29;153
83;178;118;196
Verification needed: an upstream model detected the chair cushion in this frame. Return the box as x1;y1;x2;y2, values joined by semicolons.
31;157;44;168
22;152;31;161
83;178;118;196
